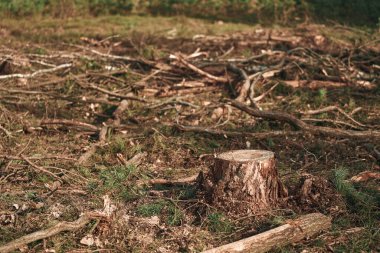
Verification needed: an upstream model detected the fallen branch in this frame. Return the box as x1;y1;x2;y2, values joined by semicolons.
116;152;147;168
229;100;380;141
175;124;298;139
283;80;376;90
77;125;108;165
140;174;198;186
0;155;76;161
253;82;279;102
229;64;251;102
350;171;380;182
301;118;363;130
173;54;228;83
0;213;98;253
0;124;12;137
21;155;62;182
202;212;331;253
41;119;99;132
112;100;129;126
77;98;132;165
0;63;72;80
87;83;148;102
300;105;366;128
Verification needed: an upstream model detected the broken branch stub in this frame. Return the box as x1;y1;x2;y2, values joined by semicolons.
200;150;287;215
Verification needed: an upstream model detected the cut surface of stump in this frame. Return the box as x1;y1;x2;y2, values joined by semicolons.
200;150;287;215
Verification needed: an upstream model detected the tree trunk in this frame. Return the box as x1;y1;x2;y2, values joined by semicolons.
200;150;287;215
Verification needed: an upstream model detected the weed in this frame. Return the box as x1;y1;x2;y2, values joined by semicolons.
166;201;183;226
100;165;135;188
99;164;144;200
332;168;379;226
136;200;183;226
207;213;233;233
137;201;165;217
110;136;126;154
178;186;197;200
315;88;327;105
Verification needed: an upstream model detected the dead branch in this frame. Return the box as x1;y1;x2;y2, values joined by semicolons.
300;105;366;128
0;124;12;137
0;155;76;161
350;171;380;182
21;155;62;182
175;124;298;139
116;152;147;168
86;82;148;102
41;119;99;132
301;118;363;130
0;63;72;80
173;54;228;83
73;44;137;62
202;213;331;253
140;174;198;186
229;100;380;141
283;80;376;90
112;100;129;126
77;125;108;165
229;64;251;102
0;213;99;253
253;82;279;102
77;98;132;165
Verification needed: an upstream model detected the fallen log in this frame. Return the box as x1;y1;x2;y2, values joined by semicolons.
202;212;331;253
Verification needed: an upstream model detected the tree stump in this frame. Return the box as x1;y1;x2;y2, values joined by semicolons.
200;150;287;215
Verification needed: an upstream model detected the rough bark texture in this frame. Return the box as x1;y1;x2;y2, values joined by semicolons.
202;212;332;253
200;150;287;215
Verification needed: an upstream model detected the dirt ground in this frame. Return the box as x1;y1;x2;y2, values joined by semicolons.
0;16;379;252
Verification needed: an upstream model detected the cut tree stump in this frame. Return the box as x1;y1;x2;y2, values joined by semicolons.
202;212;332;253
200;150;287;214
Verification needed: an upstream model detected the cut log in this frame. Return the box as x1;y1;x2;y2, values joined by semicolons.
200;150;287;215
202;212;332;253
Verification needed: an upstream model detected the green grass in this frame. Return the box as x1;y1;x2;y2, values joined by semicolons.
136;200;184;226
206;212;233;233
137;201;165;217
0;15;255;44
97;164;145;200
331;167;380;252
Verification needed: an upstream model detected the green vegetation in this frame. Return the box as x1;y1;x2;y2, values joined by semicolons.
98;164;144;200
206;212;233;233
332;167;379;252
137;201;166;217
332;167;379;223
0;0;379;26
136;200;184;226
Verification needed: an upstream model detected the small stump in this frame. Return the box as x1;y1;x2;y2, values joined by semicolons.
200;150;287;214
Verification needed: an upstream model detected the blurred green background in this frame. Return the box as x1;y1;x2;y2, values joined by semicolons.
0;0;379;26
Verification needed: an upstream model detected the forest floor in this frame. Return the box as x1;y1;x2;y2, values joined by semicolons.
0;16;379;253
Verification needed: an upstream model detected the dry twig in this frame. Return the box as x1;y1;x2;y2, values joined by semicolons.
0;63;72;80
229;100;380;141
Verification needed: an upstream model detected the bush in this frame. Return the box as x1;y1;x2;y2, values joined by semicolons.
0;0;134;17
0;0;378;26
0;0;47;16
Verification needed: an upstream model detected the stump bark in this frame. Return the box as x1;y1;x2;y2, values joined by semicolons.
200;150;287;214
